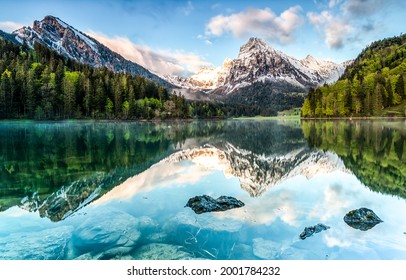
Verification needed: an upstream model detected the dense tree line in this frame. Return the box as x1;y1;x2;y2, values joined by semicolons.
0;38;234;120
302;34;406;117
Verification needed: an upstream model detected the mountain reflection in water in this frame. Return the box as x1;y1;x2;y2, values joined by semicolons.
0;120;405;260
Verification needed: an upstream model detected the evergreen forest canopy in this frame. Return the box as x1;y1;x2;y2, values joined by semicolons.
0;37;279;120
302;33;406;118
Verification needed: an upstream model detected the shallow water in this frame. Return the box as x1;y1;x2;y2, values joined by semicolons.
0;119;405;260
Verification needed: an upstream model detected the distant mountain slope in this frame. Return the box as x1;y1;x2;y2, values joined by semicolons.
302;33;406;117
11;15;172;87
0;30;19;44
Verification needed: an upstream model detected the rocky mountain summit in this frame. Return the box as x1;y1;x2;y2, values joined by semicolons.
169;37;352;95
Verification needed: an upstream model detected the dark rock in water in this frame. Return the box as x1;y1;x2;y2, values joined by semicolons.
185;195;244;214
343;208;383;231
299;223;330;240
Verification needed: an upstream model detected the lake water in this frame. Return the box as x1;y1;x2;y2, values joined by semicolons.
0;119;405;260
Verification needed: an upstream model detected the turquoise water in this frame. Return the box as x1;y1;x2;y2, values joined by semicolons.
0;120;405;260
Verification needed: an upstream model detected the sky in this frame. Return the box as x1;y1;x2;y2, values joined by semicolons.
0;0;405;77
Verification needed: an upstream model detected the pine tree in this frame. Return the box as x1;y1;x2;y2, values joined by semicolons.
395;75;405;99
128;82;135;118
308;88;316;116
63;78;76;118
386;79;394;107
372;84;384;115
55;60;64;94
344;83;352;115
0;74;9;118
113;82;122;117
25;70;37;117
105;97;114;118
83;77;92;117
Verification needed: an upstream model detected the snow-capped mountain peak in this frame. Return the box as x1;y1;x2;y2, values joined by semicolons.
238;37;276;58
169;37;352;94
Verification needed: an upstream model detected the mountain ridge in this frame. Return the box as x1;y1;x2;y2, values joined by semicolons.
10;15;172;87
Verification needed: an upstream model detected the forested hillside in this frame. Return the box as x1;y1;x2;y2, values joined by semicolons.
0;37;234;120
223;81;305;116
302;34;406;117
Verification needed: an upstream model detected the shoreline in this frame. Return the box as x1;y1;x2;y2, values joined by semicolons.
1;115;406;123
301;116;406;120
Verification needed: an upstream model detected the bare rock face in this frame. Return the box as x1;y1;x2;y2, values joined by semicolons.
185;195;244;214
343;208;383;231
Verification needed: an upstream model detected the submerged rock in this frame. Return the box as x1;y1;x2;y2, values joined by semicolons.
252;238;281;259
229;243;256;260
185;195;244;214
73;209;141;255
132;243;205;260
299;224;330;240
0;226;73;260
164;210;243;233
343;208;383;231
74;250;134;260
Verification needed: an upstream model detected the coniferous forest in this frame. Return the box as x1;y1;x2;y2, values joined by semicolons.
301;34;406;118
0;38;263;120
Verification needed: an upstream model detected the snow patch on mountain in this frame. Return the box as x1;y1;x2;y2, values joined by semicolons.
166;58;232;91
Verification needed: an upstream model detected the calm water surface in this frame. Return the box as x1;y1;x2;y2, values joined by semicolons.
0;119;405;260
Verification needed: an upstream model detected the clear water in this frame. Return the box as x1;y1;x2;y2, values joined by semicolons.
0;119;405;260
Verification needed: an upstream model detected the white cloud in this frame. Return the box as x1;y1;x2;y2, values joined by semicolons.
204;40;213;46
308;0;389;49
308;11;352;49
88;31;212;76
180;1;194;16
324;235;352;247
211;3;221;10
206;6;304;44
196;34;214;46
343;0;385;16
0;21;25;32
94;160;213;205
328;0;342;8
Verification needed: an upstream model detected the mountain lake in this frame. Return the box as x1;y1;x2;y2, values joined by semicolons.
0;119;405;260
